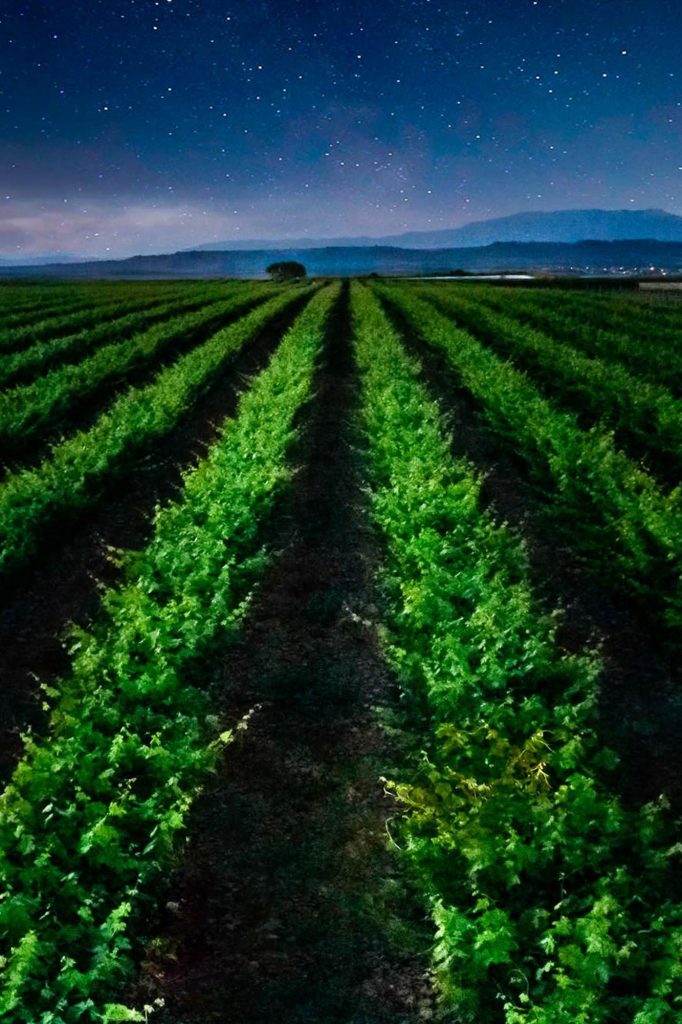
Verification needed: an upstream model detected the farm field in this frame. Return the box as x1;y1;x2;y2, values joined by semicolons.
0;277;680;1024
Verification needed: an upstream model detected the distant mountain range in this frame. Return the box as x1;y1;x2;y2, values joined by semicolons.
192;208;682;252
0;253;84;267
3;208;682;274
2;239;682;280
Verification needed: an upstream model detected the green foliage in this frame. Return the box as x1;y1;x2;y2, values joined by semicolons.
0;283;313;578
0;283;338;1021
0;283;274;447
0;289;121;335
0;282;230;389
101;1007;146;1022
374;282;682;634
479;285;682;393
266;260;307;281
352;281;682;1022
419;284;682;478
0;288;179;354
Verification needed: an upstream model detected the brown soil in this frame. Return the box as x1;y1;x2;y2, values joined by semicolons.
133;284;435;1024
423;290;680;486
0;292;271;473
379;292;682;808
0;293;312;782
1;293;225;390
0;297;139;353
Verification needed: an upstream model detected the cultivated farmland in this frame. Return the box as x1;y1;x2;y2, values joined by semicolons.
0;277;680;1024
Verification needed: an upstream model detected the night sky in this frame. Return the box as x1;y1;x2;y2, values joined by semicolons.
2;0;681;258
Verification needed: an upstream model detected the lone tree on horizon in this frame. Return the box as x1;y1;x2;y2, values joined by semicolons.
266;260;307;281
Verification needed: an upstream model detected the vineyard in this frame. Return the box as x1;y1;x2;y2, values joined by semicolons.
0;276;680;1024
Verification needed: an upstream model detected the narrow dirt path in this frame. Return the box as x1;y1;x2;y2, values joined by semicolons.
0;292;270;475
135;284;433;1024
421;292;681;487
379;294;681;808
0;294;312;781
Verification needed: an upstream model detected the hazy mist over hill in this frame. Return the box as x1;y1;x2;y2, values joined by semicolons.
191;209;682;253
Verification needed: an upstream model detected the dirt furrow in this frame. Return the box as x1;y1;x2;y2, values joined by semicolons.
379;293;681;808
0;292;270;475
134;283;433;1024
422;291;680;486
0;293;312;781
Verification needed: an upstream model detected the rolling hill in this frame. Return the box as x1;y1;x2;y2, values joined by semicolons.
191;208;682;252
2;238;682;279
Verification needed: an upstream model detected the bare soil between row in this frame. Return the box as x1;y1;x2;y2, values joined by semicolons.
0;292;312;780
131;283;434;1023
0;292;271;475
381;292;682;808
3;282;677;1019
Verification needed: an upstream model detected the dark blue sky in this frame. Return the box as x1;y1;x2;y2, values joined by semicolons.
1;0;680;257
